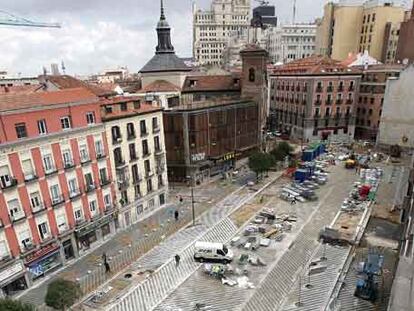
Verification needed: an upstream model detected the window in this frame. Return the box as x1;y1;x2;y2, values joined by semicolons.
86;112;96;125
38;222;49;240
105;106;113;113
113;147;123;165
104;194;112;208
19;230;32;249
158;174;164;187
249;68;255;82
112;126;121;142
159;193;165;206
0;241;9;258
30;192;42;209
132;164;140;183
79;144;89;162
8;199;22;217
89;200;97;213
142;140;149;156
57;215;67;232
136;204;143;215
60;116;71;130
135;185;141;199
140;120;147;136
129;143;137;160
127;123;135;139
84;173;94;189
50;184;61;203
144;160;151;174
95;140;104;157
74;209;82;220
37;119;47;135
0;165;13;188
43;154;55;172
152;117;159;131
133;101;141;109
15;123;27;139
62;149;73;167
21;159;35;180
120;103;127;111
99;168;108;183
147;178;153;192
68;178;78;195
154;136;161;152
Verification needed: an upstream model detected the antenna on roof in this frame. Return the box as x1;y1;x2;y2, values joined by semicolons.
292;0;297;24
61;61;66;74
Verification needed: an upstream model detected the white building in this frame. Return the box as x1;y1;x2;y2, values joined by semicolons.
266;24;317;64
193;0;251;66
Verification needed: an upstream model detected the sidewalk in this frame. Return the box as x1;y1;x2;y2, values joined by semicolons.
18;179;238;307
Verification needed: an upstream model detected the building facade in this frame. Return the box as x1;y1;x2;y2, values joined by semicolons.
193;0;251;66
396;5;414;64
315;0;406;62
377;65;414;149
269;56;361;142
101;97;168;229
354;64;404;141
266;24;317;64
0;88;116;296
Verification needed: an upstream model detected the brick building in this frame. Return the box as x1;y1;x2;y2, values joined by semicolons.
396;5;414;64
0;88;116;296
354;64;404;141
269;56;362;142
164;99;259;183
100;97;168;229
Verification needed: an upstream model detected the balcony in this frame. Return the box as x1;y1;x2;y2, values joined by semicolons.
44;166;58;176
24;173;38;183
346;99;353;105
154;148;164;156
117;179;130;190
104;205;115;215
10;212;26;223
1;177;18;190
327;86;333;93
51;195;65;207
140;130;148;137
96;152;107;160
316;86;323;93
142;152;151;158
152;126;160;133
64;160;75;170
325;99;332;105
58;225;70;236
69;189;82;199
0;254;12;266
85;183;96;193
336;99;343;105
21;242;35;254
145;170;154;178
100;178;111;187
80;156;91;165
115;159;126;168
296;86;301;92
32;203;47;215
75;218;86;227
127;132;136;141
112;136;122;144
314;100;322;106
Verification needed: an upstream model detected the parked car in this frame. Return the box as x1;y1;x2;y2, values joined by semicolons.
194;242;234;264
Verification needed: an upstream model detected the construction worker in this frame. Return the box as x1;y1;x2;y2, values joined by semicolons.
174;210;179;221
175;254;181;267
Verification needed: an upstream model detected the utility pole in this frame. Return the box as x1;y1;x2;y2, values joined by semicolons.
292;0;297;24
187;175;196;226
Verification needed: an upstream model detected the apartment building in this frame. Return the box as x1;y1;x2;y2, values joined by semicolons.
193;0;251;66
0;88;115;296
266;24;317;64
269;56;362;142
354;64;404;141
101;97;168;229
396;4;414;63
316;0;406;62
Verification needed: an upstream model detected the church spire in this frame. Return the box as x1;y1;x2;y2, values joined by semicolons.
155;0;175;54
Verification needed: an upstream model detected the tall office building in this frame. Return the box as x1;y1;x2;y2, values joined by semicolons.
315;0;406;62
192;0;251;66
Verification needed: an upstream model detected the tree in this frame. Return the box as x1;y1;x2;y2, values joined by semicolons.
271;142;294;163
277;141;293;156
249;152;274;180
45;278;82;311
0;298;35;311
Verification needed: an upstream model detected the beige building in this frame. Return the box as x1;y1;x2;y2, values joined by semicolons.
102;97;168;229
193;0;251;66
316;0;406;62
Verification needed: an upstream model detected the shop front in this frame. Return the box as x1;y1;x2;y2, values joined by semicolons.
0;260;28;297
75;214;114;254
210;152;236;177
25;243;62;281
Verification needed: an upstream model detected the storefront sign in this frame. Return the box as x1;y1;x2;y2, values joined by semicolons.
24;243;59;265
191;153;205;162
28;251;61;278
0;262;24;284
75;214;113;237
222;152;235;161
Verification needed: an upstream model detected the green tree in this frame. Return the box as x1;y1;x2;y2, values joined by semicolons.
0;298;35;311
45;278;82;311
271;142;294;163
249;152;274;180
277;141;293;156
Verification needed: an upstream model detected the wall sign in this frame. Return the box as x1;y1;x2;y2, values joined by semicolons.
0;262;24;284
191;153;205;162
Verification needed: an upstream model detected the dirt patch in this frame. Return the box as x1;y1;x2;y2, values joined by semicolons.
230;203;264;228
371;204;400;224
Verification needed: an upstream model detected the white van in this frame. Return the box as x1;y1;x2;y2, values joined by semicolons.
193;241;234;263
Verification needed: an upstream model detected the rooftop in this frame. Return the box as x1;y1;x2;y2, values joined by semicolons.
101;102;162;121
139;53;191;73
140;80;181;93
182;74;241;92
0;87;98;113
0;84;43;94
270;55;362;75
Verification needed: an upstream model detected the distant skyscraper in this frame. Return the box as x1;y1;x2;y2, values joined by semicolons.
192;0;251;66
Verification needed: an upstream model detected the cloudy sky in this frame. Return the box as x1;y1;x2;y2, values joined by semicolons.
0;0;326;76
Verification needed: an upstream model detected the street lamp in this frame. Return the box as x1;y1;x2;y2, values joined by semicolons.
186;175;196;226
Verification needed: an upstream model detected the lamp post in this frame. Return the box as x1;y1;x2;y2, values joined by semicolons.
186;175;196;226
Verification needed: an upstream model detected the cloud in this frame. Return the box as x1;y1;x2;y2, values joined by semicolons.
0;0;329;76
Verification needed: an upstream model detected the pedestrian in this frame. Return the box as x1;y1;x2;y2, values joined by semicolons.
102;252;107;264
174;210;179;221
291;197;297;205
105;261;111;273
179;195;183;204
175;254;181;267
